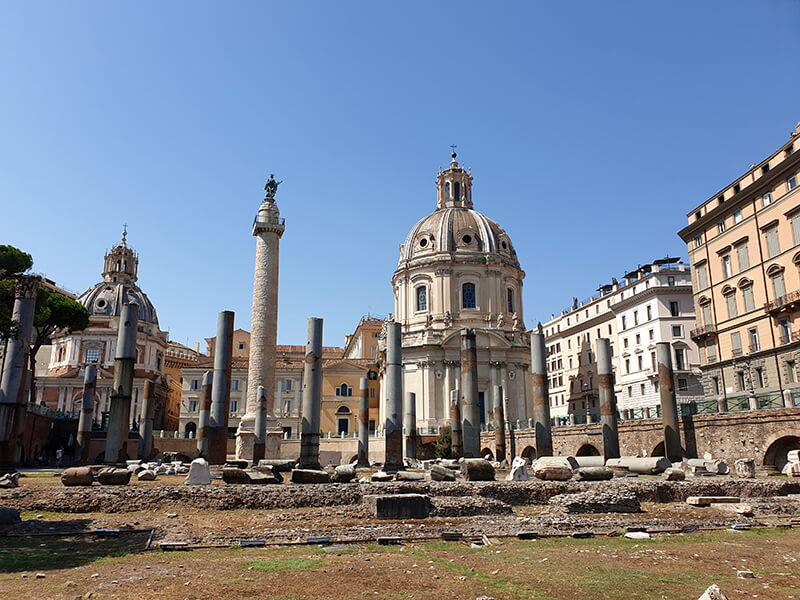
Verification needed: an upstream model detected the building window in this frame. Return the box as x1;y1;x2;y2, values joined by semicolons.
621;315;627;330
284;379;292;392
231;379;239;392
669;301;679;317
85;349;100;363
742;286;755;312
462;282;476;309
637;356;643;370
230;400;238;413
712;376;720;395
336;383;353;397
507;288;514;313
700;301;712;327
370;387;375;398
733;209;743;224
416;286;427;312
237;342;246;350
635;333;641;344
763;192;772;207
672;325;682;337
607;324;612;335
748;327;760;353
721;254;732;279
190;379;200;391
779;319;791;344
736;243;749;272
731;332;742;357
737;371;746;391
677;378;688;391
646;305;652;320
706;340;717;363
649;329;654;340
651;351;656;370
633;310;639;325
764;226;780;258
667;276;675;286
792;213;800;246
188;400;198;413
674;348;686;370
788;361;798;383
623;337;629;348
625;359;630;374
788;175;798;191
771;270;786;300
755;368;764;388
725;292;737;319
693;234;703;248
695;262;708;289
627;386;632;397
717;220;726;233
640;383;646;395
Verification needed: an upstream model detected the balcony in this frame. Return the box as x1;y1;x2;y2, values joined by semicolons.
765;290;800;314
690;324;716;341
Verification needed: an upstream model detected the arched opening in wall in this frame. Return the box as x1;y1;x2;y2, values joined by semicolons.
763;435;800;473
651;441;665;457
184;422;197;439
520;445;536;463
347;454;358;465
575;444;600;457
481;447;494;461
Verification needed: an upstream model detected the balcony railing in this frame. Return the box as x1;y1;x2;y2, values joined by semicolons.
253;215;286;227
691;324;716;340
765;289;800;314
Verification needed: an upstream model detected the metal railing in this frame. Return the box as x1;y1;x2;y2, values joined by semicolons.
793;390;800;407
756;392;784;410
253;215;285;227
727;395;750;412
690;324;716;339
26;403;77;420
693;399;720;415
765;289;800;313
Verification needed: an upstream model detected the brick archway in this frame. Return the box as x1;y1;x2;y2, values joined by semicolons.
762;433;800;472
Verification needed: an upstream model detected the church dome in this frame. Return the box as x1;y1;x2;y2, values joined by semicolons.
398;152;519;266
77;230;159;325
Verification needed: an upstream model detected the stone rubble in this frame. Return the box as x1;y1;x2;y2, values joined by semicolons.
549;489;641;514
532;457;573;481
0;472;20;488
506;457;530;481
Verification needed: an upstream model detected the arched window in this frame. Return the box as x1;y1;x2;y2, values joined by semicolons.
184;422;197;439
454;181;460;202
462;282;476;309
336;405;351;414
506;288;514;313
767;264;786;300
336;383;352;397
445;182;451;202
416;286;427;312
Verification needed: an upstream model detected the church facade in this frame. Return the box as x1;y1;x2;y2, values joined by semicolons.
383;153;532;433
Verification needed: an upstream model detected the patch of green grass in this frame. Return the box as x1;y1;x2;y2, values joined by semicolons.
19;510;66;520
244;558;322;573
20;472;59;478
0;533;149;572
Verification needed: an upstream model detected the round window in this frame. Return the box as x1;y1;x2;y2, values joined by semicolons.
419;238;428;247
96;299;106;309
462;234;472;244
501;241;507;250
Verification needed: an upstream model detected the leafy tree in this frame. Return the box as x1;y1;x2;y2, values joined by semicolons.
0;245;33;279
435;425;452;459
0;245;33;340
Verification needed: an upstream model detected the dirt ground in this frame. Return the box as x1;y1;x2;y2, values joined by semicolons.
2;473;800;599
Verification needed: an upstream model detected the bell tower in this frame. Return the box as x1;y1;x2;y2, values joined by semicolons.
436;149;474;210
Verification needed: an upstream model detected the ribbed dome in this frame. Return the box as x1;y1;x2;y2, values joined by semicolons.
78;281;159;325
400;207;519;264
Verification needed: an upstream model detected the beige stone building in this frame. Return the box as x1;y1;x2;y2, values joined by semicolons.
542;258;703;425
385;152;530;432
37;234;172;436
679;122;800;407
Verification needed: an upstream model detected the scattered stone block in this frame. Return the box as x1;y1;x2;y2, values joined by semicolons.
136;470;156;481
222;467;251;484
61;466;94;486
573;466;614;481
438;459;460;470
430;465;456;481
788;450;800;463
737;570;755;579
0;507;21;525
96;467;131;486
532;457;573;481
245;470;278;484
698;584;728;600
0;472;19;488
735;504;754;516
364;494;431;520
291;469;331;484
569;455;605;468
331;464;356;483
624;531;651;540
395;471;424;481
550;490;641;514
461;459;495;481
606;456;671;474
507;457;530;481
686;496;740;506
371;471;394;482
252;465;283;483
704;460;729;475
516;531;538;540
184;458;211;485
734;458;756;479
662;468;686;481
783;462;800;477
257;459;296;472
224;460;249;469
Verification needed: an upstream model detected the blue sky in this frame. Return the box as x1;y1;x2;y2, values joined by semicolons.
2;2;799;349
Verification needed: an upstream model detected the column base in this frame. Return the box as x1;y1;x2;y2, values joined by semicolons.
235;414;256;461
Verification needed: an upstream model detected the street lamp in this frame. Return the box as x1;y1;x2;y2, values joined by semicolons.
733;353;757;410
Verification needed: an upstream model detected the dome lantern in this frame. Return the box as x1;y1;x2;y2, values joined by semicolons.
436;149;473;210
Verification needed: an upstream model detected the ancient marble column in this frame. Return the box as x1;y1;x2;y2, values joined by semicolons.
0;275;39;469
196;370;213;457
253;385;268;463
105;302;139;464
460;329;480;457
208;310;234;465
77;364;96;465
137;379;155;460
299;317;322;470
530;325;553;457
238;177;285;459
449;388;463;459
404;391;417;460
596;338;620;460
384;321;403;471
656;342;682;462
357;377;369;467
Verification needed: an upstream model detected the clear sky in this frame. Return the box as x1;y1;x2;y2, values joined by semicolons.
2;2;799;350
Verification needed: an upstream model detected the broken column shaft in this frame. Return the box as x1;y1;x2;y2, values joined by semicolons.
76;364;97;465
530;327;553;457
404;391;417;460
299;317;322;470
357;377;369;467
449;388;463;459
105;302;139;464
596;338;620;460
0;275;39;469
460;329;480;458
196;370;212;458
253;385;267;462
656;342;682;462
493;384;506;462
384;321;403;471
137;379;155;460
207;310;234;465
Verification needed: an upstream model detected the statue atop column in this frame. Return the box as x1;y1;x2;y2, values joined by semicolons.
264;174;282;200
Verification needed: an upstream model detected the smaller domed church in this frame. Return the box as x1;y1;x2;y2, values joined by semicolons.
383;153;532;433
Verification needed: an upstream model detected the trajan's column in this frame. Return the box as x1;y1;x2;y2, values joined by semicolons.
236;175;285;459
